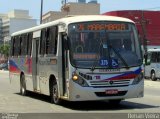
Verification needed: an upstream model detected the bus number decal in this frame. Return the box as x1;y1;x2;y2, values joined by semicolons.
100;59;108;66
100;59;119;68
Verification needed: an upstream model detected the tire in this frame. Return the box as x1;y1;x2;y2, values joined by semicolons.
20;74;27;96
50;82;61;105
151;71;157;81
108;99;121;105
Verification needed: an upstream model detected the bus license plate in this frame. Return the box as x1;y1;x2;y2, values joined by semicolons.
105;89;118;94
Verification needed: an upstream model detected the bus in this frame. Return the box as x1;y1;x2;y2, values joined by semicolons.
144;48;160;81
9;15;144;105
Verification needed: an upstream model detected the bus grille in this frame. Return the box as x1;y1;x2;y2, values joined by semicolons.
89;80;130;88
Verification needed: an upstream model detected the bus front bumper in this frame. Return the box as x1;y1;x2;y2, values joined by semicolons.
68;80;144;101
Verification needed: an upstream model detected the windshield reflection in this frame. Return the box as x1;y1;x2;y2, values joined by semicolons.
68;22;142;69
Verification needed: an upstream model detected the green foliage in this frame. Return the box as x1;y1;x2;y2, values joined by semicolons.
0;44;10;57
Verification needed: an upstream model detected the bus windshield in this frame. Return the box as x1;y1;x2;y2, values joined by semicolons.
68;21;142;69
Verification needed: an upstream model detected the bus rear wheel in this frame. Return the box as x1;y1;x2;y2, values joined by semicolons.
151;71;157;81
20;74;27;96
50;82;61;105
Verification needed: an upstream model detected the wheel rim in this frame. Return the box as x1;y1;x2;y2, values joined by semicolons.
53;85;58;103
22;85;25;94
20;75;26;95
151;72;155;79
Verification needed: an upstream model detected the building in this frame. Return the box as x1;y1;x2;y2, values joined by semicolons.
0;18;2;44
1;9;37;43
42;1;100;23
0;14;7;44
103;10;160;49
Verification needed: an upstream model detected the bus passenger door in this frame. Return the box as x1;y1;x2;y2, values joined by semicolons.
61;34;69;96
32;38;40;91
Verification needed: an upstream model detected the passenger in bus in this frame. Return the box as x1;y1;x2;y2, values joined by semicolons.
123;39;132;51
112;40;123;52
85;32;100;53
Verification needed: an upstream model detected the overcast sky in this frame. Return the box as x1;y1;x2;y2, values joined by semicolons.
0;0;160;21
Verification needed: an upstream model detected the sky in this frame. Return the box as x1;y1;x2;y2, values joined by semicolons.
0;0;160;21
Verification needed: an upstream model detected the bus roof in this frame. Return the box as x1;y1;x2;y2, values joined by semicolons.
12;15;134;36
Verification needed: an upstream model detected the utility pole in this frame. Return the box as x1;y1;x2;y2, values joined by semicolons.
40;0;43;24
140;10;148;54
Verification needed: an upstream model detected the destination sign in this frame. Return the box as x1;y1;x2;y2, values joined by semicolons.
78;23;128;31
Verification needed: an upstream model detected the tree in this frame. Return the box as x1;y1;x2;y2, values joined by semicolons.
0;44;10;57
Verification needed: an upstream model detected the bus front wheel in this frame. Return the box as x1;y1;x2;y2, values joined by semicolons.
50;82;61;105
20;74;27;96
151;71;157;81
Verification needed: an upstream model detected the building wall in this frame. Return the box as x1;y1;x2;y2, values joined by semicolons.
9;18;37;35
2;19;10;38
8;9;31;19
103;10;160;47
42;2;100;23
1;10;37;42
66;2;100;15
0;19;2;44
42;11;67;23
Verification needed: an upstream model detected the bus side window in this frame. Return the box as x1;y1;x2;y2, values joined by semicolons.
40;29;46;55
11;37;15;56
14;36;20;56
21;34;28;56
157;52;160;63
13;37;17;56
27;33;33;56
19;36;22;55
48;26;58;55
46;27;50;54
151;52;157;63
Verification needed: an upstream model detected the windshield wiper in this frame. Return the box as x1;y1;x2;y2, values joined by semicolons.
90;39;103;72
109;44;129;69
90;53;100;72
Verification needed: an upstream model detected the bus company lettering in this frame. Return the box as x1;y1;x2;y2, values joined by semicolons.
99;69;120;72
73;53;98;59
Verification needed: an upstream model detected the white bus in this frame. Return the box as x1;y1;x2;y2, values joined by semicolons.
144;48;160;81
9;15;144;104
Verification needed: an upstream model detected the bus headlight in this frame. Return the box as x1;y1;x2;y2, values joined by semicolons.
132;73;143;85
72;73;89;87
73;75;78;81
